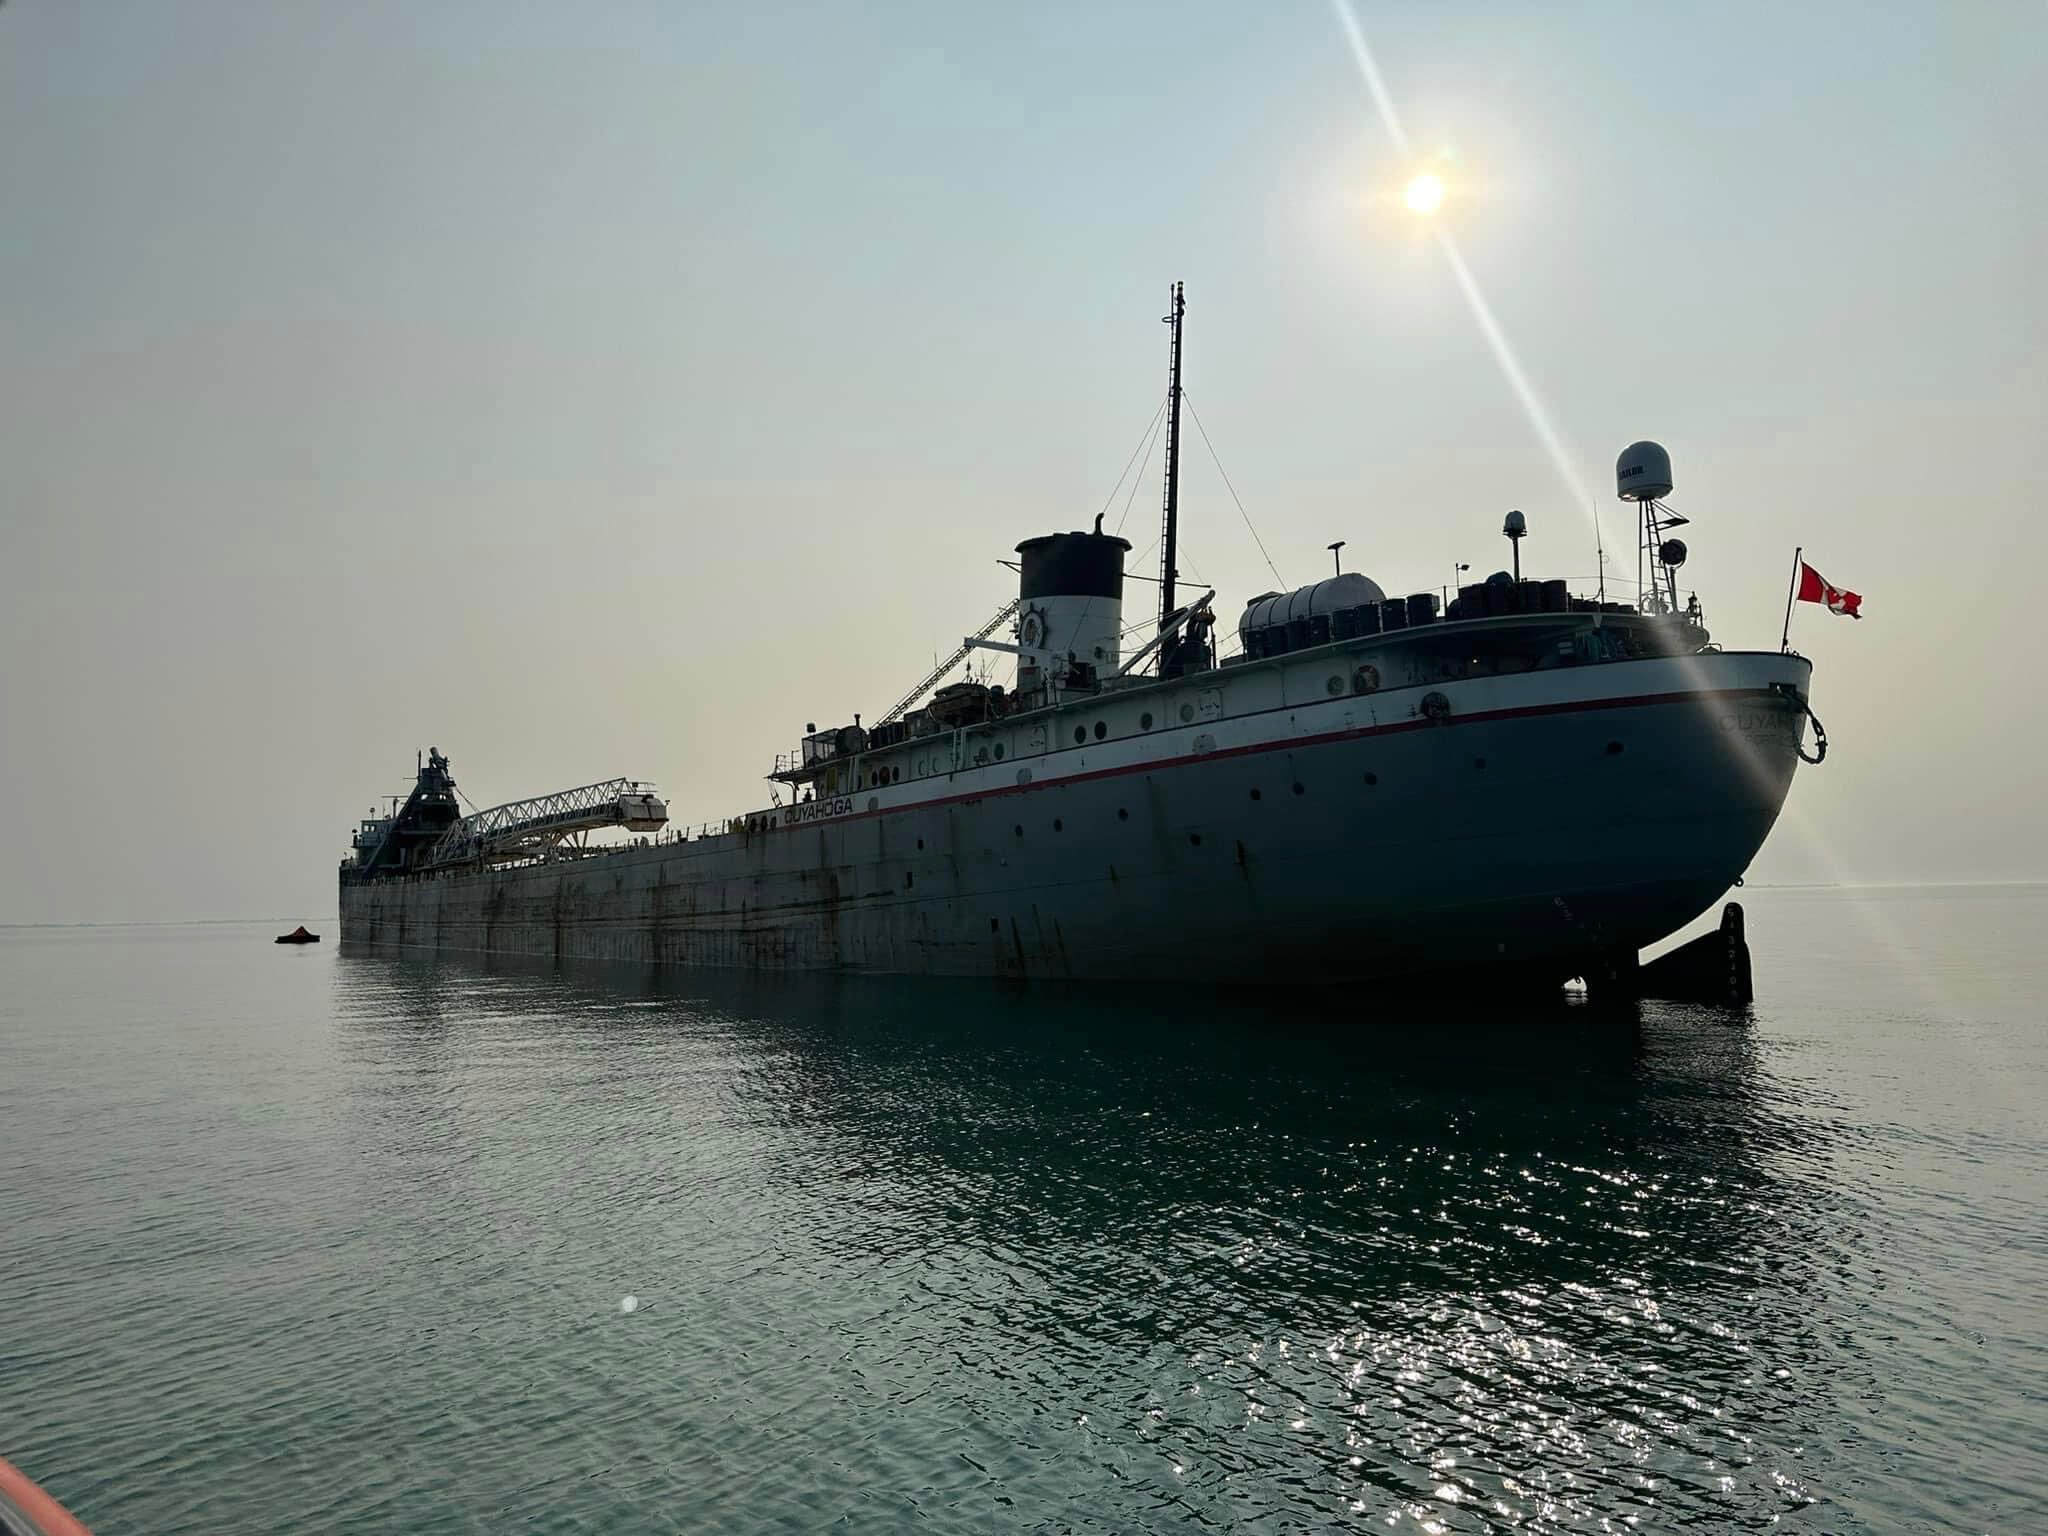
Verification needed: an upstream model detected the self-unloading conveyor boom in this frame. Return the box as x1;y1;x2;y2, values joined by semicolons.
426;779;667;869
874;598;1020;727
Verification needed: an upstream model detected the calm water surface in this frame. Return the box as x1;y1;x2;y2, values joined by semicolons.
2;885;2044;1532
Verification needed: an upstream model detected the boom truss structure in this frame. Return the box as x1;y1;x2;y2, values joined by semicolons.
427;778;667;869
875;597;1020;727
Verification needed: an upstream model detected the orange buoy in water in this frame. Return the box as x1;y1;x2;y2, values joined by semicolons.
0;1454;94;1536
274;925;320;944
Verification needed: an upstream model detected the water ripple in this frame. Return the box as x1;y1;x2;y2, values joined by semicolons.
3;907;2045;1531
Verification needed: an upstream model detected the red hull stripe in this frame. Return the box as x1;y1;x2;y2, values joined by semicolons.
771;685;1784;833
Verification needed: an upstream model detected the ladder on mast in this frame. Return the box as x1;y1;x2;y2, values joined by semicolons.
1158;281;1185;636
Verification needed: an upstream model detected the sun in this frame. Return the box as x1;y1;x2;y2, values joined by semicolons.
1405;173;1444;214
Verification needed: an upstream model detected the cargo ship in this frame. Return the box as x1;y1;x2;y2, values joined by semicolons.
340;287;1824;989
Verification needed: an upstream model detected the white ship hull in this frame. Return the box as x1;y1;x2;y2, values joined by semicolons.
340;646;1813;986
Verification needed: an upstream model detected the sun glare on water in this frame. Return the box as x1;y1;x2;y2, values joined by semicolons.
1405;173;1443;214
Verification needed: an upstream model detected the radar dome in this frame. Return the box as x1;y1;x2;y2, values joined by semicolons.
1616;441;1673;502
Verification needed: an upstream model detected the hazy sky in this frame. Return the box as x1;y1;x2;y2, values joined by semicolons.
3;1;2043;923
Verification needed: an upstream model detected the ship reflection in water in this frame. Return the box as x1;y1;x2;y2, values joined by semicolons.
328;945;1849;1531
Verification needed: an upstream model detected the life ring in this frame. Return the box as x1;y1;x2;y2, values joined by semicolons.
1353;664;1380;695
1421;691;1452;723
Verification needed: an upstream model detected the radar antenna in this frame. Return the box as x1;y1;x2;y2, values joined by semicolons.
1616;440;1688;615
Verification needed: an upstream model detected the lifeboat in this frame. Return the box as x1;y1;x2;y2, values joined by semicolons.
927;681;992;728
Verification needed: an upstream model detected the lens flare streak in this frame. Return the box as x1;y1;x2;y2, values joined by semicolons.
1329;0;1607;551
1327;0;1908;971
1430;228;1597;519
1330;0;1410;152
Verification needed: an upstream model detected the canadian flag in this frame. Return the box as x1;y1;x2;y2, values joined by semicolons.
1796;561;1863;619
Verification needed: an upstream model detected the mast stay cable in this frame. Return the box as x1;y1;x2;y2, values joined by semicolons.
1098;396;1168;534
1183;390;1285;591
1113;403;1168;536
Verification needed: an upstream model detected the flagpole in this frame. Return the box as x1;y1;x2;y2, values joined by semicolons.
1780;545;1802;652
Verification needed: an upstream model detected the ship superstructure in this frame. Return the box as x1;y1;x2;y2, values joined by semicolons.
340;289;1823;989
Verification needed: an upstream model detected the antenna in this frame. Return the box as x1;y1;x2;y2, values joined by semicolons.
1594;506;1606;604
1328;539;1346;575
1158;281;1185;633
1616;441;1679;614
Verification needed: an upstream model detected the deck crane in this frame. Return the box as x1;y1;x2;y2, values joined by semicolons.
874;597;1020;728
423;778;668;869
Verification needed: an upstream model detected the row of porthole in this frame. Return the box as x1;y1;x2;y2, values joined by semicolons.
911;771;1389;852
840;743;1622;856
1248;782;1309;801
930;701;1215;770
872;679;1471;789
1052;710;1209;748
873;739;1615;799
995;772;1392;838
899;771;1386;867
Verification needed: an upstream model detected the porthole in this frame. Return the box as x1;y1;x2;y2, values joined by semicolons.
867;797;878;811
1363;771;1379;787
990;917;1000;933
1053;818;1064;832
1117;807;1129;821
1189;831;1203;847
993;743;1004;760
1326;675;1345;696
1094;721;1107;740
1292;782;1305;797
1180;703;1195;723
1606;740;1624;756
1074;726;1087;745
1473;757;1487;770
1249;787;1262;802
916;838;925;851
1013;824;1024;838
975;748;988;764
1140;712;1154;730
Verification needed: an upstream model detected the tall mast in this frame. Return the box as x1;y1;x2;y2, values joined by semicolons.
1158;281;1185;633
